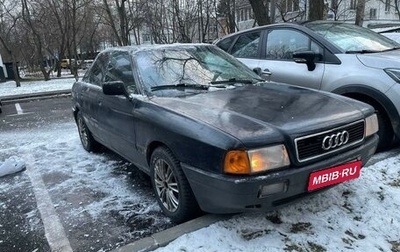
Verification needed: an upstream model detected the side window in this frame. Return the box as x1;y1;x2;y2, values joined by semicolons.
265;29;323;60
216;36;235;52
104;51;137;94
231;32;261;58
82;53;109;86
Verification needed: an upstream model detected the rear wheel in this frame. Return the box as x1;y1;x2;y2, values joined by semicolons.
76;111;100;152
150;147;201;223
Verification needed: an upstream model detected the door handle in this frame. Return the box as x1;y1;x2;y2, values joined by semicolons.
262;69;272;76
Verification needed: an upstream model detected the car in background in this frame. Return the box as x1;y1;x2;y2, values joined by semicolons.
214;21;400;151
78;59;94;70
72;44;378;223
381;32;400;43
60;59;70;69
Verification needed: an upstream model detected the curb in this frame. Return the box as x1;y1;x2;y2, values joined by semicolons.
1;90;71;103
112;214;232;252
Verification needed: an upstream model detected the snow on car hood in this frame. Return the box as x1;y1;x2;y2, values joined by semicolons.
357;49;400;69
151;83;370;145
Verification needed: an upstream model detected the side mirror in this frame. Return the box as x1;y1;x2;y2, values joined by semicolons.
102;81;130;99
253;67;262;75
293;51;321;71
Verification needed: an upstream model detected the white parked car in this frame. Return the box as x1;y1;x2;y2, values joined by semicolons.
215;21;400;151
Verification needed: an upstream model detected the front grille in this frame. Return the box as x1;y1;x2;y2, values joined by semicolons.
295;120;365;162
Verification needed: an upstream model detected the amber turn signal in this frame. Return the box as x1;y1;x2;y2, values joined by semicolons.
224;150;250;174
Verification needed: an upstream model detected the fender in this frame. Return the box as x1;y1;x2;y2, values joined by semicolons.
333;85;400;138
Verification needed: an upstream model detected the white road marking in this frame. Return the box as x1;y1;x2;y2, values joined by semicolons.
15;103;23;114
25;155;73;252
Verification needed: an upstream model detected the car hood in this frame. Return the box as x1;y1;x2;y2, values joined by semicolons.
151;83;371;146
356;49;400;68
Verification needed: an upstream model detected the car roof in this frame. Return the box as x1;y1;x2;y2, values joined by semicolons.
214;20;359;41
100;43;215;55
213;22;304;42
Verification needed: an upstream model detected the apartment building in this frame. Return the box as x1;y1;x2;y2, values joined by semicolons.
235;0;400;31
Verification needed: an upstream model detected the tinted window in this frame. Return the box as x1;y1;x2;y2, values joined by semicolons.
265;29;323;60
231;32;260;58
82;52;109;86
105;51;137;94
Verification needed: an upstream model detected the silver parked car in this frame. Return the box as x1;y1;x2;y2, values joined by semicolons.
215;21;400;151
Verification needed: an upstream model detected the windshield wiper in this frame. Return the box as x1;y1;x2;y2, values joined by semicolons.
345;49;380;54
151;83;208;91
210;78;257;85
382;47;400;52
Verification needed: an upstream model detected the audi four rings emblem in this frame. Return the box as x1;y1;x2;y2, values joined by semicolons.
322;130;350;150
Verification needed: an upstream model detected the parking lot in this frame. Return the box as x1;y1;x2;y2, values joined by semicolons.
0;97;174;251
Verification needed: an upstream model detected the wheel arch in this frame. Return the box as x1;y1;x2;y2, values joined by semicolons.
72;104;80;122
146;141;174;167
332;85;399;132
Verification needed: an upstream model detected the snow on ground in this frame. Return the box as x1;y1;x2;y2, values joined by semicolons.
155;148;400;251
1;78;400;251
0;156;25;177
0;122;172;251
0;78;74;97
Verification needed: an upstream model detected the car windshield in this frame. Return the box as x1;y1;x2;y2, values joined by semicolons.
134;45;262;97
305;22;400;53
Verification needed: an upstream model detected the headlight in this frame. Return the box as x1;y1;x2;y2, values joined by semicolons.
384;68;400;83
365;114;379;137
224;145;290;175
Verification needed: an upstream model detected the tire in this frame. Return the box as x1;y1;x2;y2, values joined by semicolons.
150;147;201;223
376;109;394;151
347;95;394;152
76;111;100;152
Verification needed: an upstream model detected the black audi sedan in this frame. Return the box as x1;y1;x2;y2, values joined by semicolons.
71;44;379;223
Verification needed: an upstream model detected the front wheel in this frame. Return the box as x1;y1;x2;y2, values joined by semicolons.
376;109;394;151
150;147;201;223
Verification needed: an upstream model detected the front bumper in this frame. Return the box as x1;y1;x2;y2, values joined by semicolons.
182;134;378;214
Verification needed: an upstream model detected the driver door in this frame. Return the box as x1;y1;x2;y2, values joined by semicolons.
99;51;140;160
258;28;325;90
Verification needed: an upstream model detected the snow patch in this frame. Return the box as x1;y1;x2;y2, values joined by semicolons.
0;156;26;177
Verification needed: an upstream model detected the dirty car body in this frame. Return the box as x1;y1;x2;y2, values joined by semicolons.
71;44;379;223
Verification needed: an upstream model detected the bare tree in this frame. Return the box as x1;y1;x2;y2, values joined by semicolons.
0;1;22;86
275;0;305;22
102;0;130;46
217;0;237;33
308;0;325;21
327;0;343;20
378;0;400;20
355;0;366;26
248;0;271;26
21;0;54;80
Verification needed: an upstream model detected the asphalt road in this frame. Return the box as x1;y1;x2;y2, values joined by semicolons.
0;96;174;252
1;95;73;131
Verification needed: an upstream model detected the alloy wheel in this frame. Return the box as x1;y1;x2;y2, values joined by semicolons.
154;158;179;212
